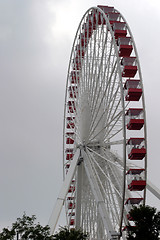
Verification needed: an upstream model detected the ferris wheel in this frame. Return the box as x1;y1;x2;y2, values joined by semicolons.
48;5;158;240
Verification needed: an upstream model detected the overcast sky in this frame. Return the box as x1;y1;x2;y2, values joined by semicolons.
0;0;160;231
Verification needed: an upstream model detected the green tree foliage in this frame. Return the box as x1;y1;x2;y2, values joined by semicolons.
126;205;160;240
0;213;54;240
53;226;89;240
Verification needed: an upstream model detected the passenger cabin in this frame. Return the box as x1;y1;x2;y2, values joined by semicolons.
83;23;93;38
118;37;133;57
97;6;115;24
73;57;81;70
66;132;74;137
125;197;143;205
68;186;75;193
65;148;73;153
90;10;97;25
70;71;79;84
107;12;120;25
66;117;75;129
67;197;74;200
66;122;75;129
113;22;127;39
124;79;142;101
66;153;74;160
125;197;143;220
127;168;146;191
79;33;89;47
68;101;76;114
91;10;105;25
66;164;70;169
121;57;137;78
68;202;75;209
70;219;75;225
76;44;85;58
127;138;146;160
73;56;81;65
87;17;97;30
68;212;75;216
68;86;78;99
66;138;74;144
66;132;74;145
126;108;144;130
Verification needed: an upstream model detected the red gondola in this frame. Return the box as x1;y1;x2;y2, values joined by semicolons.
125;197;143;205
121;57;137;78
124;79;142;101
118;37;133;57
128;180;146;191
70;71;80;84
113;22;127;39
68;186;75;193
127;138;146;160
68;202;75;209
126;108;144;130
68;101;76;113
66;154;74;160
127;169;146;191
70;219;75;225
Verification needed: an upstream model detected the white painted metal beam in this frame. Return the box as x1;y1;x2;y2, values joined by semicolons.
48;149;80;234
75;160;83;228
147;180;160;200
82;150;120;240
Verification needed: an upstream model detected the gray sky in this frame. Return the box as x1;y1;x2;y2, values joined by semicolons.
0;0;160;230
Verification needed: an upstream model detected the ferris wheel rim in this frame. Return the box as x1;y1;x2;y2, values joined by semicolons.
63;5;147;238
